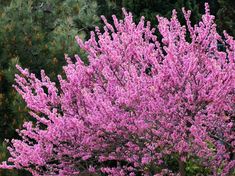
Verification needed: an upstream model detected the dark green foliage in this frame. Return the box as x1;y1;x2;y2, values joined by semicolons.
217;0;235;36
101;0;203;28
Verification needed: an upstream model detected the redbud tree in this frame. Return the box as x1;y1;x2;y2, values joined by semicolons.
1;3;235;176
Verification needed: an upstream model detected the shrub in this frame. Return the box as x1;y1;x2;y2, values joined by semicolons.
1;3;235;176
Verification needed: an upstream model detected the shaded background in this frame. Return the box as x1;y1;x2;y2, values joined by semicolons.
0;0;234;175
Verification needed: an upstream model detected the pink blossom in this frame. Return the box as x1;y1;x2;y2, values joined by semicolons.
0;3;235;175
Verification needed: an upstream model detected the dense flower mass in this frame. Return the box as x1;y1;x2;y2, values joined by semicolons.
1;3;235;176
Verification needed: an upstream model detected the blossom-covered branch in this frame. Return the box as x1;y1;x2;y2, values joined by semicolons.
1;3;235;176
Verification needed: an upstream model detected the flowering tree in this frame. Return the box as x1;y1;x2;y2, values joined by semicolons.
1;3;235;176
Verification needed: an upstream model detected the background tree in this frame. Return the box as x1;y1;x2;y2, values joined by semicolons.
216;0;235;37
101;0;214;27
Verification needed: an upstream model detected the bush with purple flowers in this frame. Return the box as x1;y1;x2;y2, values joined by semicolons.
1;3;235;176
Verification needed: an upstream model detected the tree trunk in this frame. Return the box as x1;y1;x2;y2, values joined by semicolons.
179;159;186;176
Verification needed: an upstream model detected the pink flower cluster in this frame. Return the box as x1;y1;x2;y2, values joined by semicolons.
1;3;235;176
